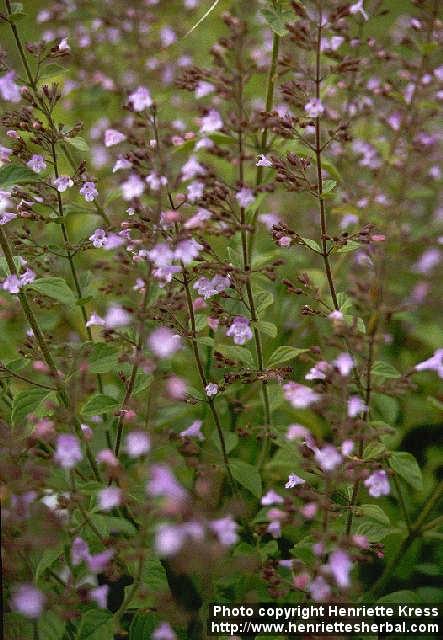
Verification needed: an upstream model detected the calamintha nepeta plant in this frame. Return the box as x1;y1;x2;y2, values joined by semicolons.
0;0;442;638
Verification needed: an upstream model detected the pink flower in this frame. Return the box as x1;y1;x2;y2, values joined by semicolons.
181;156;206;181
180;420;204;440
314;445;342;471
96;448;119;467
184;207;212;229
174;238;203;264
104;305;131;328
87;549;114;573
148;327;182;358
364;470;390;497
128;86;152;111
98;487;122;511
125;431;151;457
71;537;90;565
54;434;82;469
258;212;281;230
166;376;187;400
11;584;45;618
286;424;309;441
195;81;214;98
334;352;354;376
283;383;320;408
350;0;369;20
305;361;330;380
104;128;126;147
193;275;230;299
226;316;253;345
187;180;204;202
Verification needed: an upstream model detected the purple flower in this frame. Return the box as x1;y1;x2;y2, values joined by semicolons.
187;180;204;202
285;473;305;488
11;584;45;618
235;187;255;208
195;81;214;98
104;128;126;147
86;312;106;328
174;239;203;264
53;176;74;192
226;316;253;345
146;172;167;191
305;361;330;380
314;445;343;472
328;549;353;587
267;521;281;538
128;85;152;111
256;154;272;167
283;383;320;408
258;212;280;230
286;424;309;440
160;26;177;47
341;440;354;456
80;181;98;202
347;395;367;417
2;274;21;294
87;549;114;573
104;305;131;328
89;585;109;609
0;211;17;225
122;174;145;200
305;98;324;118
26;154;47;173
350;0;369;20
147;464;187;502
98;486;122;511
155;524;186;556
210;516;238;545
181;156;206;181
334;352;354;376
200;109;223;133
148;327;182;358
89;228;107;248
415;349;443;378
205;383;219;397
0;70;21;103
180;420;204;440
193;274;230;299
54;434;83;469
125;431;150;457
364;470;390;497
413;248;440;274
153;622;177;640
261;490;284;506
184;207;212;229
309;576;331;602
71;537;90;565
113;156;132;172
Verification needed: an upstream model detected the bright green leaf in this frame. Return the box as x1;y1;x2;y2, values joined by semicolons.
230;458;262;498
12;388;50;426
267;346;308;368
81;393;119;417
389;451;423;492
28;277;76;306
0;163;41;189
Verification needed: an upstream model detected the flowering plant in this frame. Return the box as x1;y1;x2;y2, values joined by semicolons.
0;0;442;638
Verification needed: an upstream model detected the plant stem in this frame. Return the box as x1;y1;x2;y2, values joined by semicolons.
367;480;443;599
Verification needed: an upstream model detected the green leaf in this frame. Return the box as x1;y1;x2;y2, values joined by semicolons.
38;612;65;640
389;451;423;492
322;179;337;194
9;2;26;21
260;6;293;36
216;344;255;368
76;609;114;640
28;277;76;306
88;343;120;374
302;237;322;253
229;458;262;498
129;611;161;640
39;63;66;81
267;346;308;368
355;520;390;542
291;537;315;564
12;388;50;426
66;136;90;152
139;557;168;593
257;320;278;338
0;163;41;189
89;514;137;536
356;504;390;526
212;430;238;455
81;393;119;417
335;240;360;254
133;372;154;396
377;590;421;604
363;441;386;460
35;546;63;582
209;132;236;145
371;360;402;379
255;289;274;316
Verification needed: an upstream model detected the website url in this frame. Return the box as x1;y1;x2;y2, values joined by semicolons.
209;620;440;635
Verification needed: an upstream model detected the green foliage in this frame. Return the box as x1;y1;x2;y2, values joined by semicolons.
389;451;423;492
28;277;77;306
